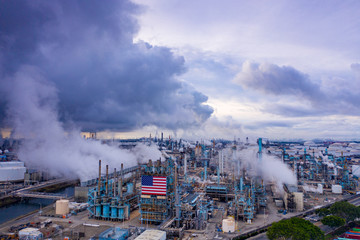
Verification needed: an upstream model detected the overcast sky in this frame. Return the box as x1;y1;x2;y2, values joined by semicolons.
132;0;360;140
1;0;360;141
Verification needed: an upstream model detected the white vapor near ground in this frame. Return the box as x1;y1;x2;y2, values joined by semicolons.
235;146;297;191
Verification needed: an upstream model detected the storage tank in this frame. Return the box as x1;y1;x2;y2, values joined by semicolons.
134;230;166;240
55;199;70;215
222;216;236;233
332;184;343;194
0;161;26;182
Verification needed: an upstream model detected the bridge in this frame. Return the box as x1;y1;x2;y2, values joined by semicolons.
8;178;74;200
14;191;67;200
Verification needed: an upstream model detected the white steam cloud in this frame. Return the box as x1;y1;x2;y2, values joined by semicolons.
234;146;297;191
7;66;162;181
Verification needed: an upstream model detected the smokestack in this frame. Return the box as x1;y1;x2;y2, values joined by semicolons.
204;160;207;181
219;150;221;175
119;163;123;198
258;138;262;162
113;168;117;196
258;138;262;153
175;162;180;228
184;154;187;178
106;164;109;196
98;160;101;195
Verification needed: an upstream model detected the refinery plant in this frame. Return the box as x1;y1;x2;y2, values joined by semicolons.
1;136;360;239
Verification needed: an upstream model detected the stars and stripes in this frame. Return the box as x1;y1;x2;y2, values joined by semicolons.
141;175;167;196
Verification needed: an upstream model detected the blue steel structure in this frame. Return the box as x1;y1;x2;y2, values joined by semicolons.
98;228;129;240
139;158;175;224
88;161;138;221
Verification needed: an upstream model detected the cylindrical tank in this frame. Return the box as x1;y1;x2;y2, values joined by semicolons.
102;202;110;218
55;199;69;215
111;206;118;219
118;206;124;220
222;217;235;233
95;202;102;217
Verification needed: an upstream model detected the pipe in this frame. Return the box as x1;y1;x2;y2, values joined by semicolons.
98;160;101;195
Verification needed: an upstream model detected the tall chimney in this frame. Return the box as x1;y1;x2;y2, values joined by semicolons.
113;168;117;196
175;163;180;228
106;165;109;196
119;163;123;199
98;160;101;195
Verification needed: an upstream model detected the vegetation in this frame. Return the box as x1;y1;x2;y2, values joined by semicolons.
315;208;331;217
267;217;324;240
329;201;360;222
321;215;346;228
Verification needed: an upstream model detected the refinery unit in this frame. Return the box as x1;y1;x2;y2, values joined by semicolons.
1;137;360;239
77;137;360;239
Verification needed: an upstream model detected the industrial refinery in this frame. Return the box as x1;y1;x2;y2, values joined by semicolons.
1;136;360;240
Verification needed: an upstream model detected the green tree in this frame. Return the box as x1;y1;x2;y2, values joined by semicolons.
330;201;360;222
315;208;331;217
321;215;345;228
267;217;324;240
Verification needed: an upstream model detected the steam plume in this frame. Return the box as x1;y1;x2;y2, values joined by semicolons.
7;66;162;181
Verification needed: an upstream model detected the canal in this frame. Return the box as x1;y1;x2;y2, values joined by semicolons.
0;186;74;225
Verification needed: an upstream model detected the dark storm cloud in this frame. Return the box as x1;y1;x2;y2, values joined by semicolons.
0;0;213;131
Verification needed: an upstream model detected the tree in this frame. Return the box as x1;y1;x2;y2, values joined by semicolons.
321;215;345;228
267;217;324;240
330;201;360;222
315;208;331;217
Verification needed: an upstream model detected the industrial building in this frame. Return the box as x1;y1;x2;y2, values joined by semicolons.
74;138;358;238
2;136;360;239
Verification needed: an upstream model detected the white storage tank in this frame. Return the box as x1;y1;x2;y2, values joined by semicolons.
56;199;70;215
222;216;236;233
134;229;166;240
0;161;26;182
18;227;43;240
332;184;343;194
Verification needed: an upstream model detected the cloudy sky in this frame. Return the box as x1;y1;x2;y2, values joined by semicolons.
1;0;360;140
133;0;360;140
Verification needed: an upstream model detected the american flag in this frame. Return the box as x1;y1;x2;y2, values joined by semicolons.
141;175;167;196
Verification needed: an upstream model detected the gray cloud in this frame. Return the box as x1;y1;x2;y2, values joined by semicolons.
351;63;360;73
244;120;295;130
0;0;213;131
233;61;360;118
264;104;327;118
233;61;324;102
